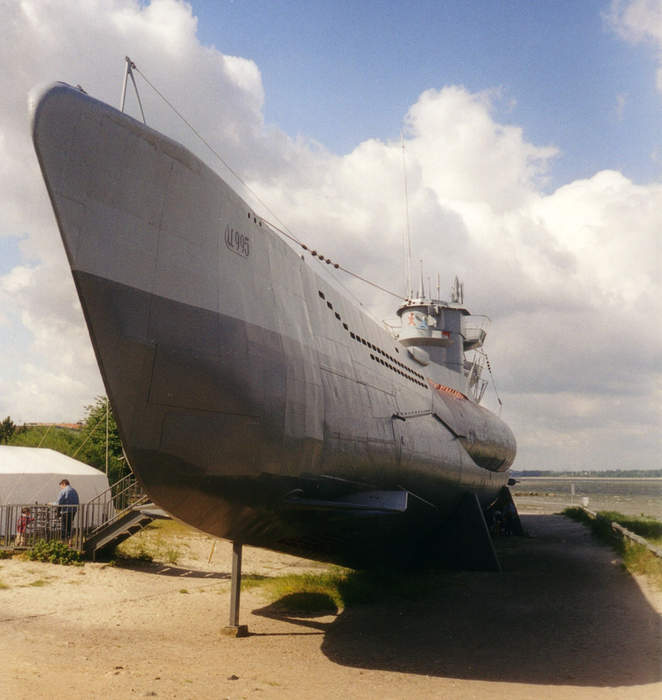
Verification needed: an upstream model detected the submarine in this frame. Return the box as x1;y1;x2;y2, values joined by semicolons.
31;82;516;568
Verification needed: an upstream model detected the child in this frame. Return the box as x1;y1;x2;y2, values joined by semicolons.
16;507;33;547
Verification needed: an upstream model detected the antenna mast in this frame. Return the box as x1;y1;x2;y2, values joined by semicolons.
401;132;413;298
450;276;464;304
119;56;146;123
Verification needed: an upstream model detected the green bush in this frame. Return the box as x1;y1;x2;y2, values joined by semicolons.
24;539;82;566
563;506;592;524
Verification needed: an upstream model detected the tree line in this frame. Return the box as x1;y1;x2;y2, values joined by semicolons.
512;469;662;478
1;397;130;484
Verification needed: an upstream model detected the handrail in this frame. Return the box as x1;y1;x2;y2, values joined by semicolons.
83;473;148;538
87;472;139;508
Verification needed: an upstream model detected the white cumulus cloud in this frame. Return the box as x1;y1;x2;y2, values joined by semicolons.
609;0;662;89
0;0;659;469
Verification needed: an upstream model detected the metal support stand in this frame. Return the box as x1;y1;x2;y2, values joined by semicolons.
221;541;249;637
454;492;501;572
501;486;525;537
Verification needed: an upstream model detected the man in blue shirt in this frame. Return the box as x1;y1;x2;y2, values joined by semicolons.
56;479;79;541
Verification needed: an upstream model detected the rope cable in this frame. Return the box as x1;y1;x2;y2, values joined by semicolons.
71;412;106;459
133;66;296;242
37;423;53;448
263;215;404;299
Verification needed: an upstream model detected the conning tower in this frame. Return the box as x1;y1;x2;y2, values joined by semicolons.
396;278;489;401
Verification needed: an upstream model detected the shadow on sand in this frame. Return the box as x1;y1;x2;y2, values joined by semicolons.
115;560;233;579
252;514;661;687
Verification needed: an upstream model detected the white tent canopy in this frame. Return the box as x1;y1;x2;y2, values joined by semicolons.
0;446;110;505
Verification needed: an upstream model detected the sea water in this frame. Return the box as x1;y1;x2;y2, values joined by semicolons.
511;477;662;519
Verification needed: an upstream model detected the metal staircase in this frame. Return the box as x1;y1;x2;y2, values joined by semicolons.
81;473;160;559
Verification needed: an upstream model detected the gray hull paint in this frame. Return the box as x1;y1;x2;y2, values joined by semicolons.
32;84;515;566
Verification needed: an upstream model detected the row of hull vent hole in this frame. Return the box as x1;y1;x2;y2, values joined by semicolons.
318;290;427;388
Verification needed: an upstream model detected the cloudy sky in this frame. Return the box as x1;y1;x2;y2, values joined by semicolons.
1;0;660;470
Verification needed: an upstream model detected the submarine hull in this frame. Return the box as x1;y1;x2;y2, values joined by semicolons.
31;83;516;567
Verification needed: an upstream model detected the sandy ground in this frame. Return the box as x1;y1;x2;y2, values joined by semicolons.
0;510;660;699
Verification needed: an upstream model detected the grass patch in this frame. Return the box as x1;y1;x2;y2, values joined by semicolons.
622;541;662;585
0;550;13;560
113;544;153;563
260;572;345;613
179;588;189;594
0;581;8;590
563;507;662;588
164;547;180;565
564;507;615;542
113;519;193;564
240;574;270;590
596;511;662;543
143;519;197;536
255;566;448;614
564;507;662;546
28;579;49;587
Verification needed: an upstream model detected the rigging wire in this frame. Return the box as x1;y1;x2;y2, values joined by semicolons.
37;423;53;448
71;410;108;459
263;217;404;300
130;62;404;302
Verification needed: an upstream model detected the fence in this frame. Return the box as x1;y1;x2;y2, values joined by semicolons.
0;503;110;551
0;473;146;552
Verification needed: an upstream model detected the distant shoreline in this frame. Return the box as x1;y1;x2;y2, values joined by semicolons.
515;476;662;482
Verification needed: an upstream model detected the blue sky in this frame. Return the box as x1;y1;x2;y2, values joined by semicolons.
191;0;662;188
0;238;23;276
